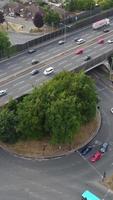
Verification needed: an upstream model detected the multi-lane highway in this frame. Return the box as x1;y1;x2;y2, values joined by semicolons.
0;68;113;200
1;20;113;105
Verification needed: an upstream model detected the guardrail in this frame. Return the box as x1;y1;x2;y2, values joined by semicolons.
72;49;113;73
1;8;113;60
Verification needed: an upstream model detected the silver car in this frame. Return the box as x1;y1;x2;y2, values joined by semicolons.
100;142;109;153
76;38;86;44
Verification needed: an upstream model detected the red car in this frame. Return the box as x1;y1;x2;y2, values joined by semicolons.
89;151;102;162
75;48;84;55
98;39;104;44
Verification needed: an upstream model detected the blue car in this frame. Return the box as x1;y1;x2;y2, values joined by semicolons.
80;145;92;156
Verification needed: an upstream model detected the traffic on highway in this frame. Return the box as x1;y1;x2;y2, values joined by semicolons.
0;18;113;106
0;17;113;200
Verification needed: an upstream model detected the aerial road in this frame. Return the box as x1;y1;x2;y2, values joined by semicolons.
0;69;113;200
1;19;113;104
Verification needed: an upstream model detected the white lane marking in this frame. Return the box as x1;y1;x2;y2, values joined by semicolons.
71;55;76;60
58;60;67;66
48;47;57;52
13;80;25;87
63;63;71;69
40;54;49;59
0;72;7;77
18;84;31;91
7;64;18;69
12;66;23;71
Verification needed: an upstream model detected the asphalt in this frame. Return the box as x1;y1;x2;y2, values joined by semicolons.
0;69;113;200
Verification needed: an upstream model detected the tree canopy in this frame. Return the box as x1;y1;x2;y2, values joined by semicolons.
0;31;11;57
44;9;60;26
0;71;98;144
33;11;44;28
64;0;95;11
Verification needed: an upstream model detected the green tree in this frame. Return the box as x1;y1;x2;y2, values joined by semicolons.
44;9;60;26
74;71;97;123
7;71;97;145
0;108;18;143
64;0;95;11
0;31;11;58
64;0;77;11
97;0;113;10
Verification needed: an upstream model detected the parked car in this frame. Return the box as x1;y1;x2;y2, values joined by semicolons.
31;59;39;65
100;142;109;153
43;67;54;75
0;90;7;97
103;29;110;33
28;49;36;54
110;107;113;113
89;151;102;162
30;69;39;75
84;56;91;61
58;40;65;45
80;145;93;156
108;39;113;44
75;48;84;55
76;38;86;44
98;39;104;44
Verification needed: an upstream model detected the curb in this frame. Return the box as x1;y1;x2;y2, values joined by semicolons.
0;110;101;160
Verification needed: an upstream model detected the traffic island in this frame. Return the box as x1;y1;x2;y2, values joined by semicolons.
0;111;101;159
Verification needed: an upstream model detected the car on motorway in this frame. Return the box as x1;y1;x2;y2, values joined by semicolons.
110;107;113;113
58;40;65;45
89;151;102;162
108;39;113;44
31;59;39;65
75;48;84;55
74;37;79;42
76;38;86;44
28;49;36;54
30;69;39;75
0;90;7;97
80;145;93;156
100;142;109;153
84;56;91;61
43;67;54;75
98;39;104;44
103;29;110;33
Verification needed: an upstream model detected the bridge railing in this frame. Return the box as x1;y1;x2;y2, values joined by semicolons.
71;49;113;73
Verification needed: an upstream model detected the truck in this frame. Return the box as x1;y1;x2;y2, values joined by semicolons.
92;18;110;30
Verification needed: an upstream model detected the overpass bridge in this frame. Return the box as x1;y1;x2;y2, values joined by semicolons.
72;49;113;75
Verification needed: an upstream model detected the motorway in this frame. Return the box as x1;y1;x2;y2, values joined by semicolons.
1;20;113;106
0;68;113;200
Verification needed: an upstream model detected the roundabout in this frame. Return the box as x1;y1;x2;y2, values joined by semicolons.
0;69;113;200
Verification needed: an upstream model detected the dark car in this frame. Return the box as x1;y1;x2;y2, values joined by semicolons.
31;59;39;65
30;69;39;75
100;142;109;153
28;49;36;54
80;145;92;156
103;29;110;33
84;56;91;61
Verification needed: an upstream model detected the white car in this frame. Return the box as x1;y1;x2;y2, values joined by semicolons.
58;40;65;45
76;38;86;44
108;39;113;44
0;90;7;97
43;67;54;75
111;108;113;113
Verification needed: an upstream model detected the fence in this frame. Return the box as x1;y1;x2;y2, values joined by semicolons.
1;8;113;60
